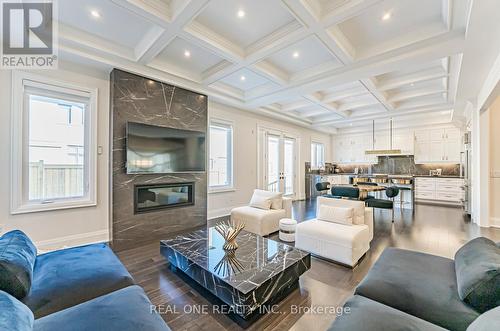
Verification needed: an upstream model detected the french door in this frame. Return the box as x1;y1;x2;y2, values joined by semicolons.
260;129;297;197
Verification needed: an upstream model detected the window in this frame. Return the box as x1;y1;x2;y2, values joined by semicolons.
11;72;97;214
311;142;325;169
209;121;233;190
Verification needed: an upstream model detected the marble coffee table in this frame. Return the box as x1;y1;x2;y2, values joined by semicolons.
160;227;311;321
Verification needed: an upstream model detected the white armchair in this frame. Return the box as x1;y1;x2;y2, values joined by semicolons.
295;197;374;267
230;190;292;236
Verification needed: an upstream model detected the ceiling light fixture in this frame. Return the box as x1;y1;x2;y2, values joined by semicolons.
382;11;392;21
90;10;101;19
240;75;246;81
293;51;299;58
237;9;245;18
184;50;191;58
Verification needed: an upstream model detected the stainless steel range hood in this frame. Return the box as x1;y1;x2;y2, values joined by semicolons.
365;119;402;155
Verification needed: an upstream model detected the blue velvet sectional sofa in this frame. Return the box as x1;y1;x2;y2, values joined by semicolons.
330;237;500;331
0;230;170;331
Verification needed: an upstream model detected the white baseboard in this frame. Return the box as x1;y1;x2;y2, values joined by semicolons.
35;229;110;253
490;217;500;228
208;205;245;220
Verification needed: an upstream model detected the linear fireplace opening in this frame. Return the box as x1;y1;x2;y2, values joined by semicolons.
134;182;194;214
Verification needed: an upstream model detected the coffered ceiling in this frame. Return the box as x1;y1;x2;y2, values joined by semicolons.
55;0;477;132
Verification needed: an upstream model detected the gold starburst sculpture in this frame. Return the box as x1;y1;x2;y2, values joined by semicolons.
215;221;245;251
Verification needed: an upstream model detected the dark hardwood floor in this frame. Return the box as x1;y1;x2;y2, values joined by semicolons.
115;201;500;331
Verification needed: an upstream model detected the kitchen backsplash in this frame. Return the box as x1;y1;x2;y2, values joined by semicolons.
335;155;460;176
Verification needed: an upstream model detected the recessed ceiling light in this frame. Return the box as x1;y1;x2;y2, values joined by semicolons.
147;80;155;85
410;83;415;87
184;50;191;58
90;10;101;19
292;51;300;59
382;12;392;21
240;75;246;81
237;9;245;18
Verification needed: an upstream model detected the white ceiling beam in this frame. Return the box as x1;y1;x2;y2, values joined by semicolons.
199;23;308;85
281;99;313;111
247;30;465;107
388;87;449;103
376;66;450;91
136;0;211;64
314;103;454;126
59;24;136;61
322;87;368;103
305;94;350;118
110;0;171;26
360;78;394;111
337;99;379;112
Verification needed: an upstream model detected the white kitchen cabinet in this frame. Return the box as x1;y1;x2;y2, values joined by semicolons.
326;175;350;185
333;134;377;164
414;127;462;164
415;177;464;205
393;133;414;154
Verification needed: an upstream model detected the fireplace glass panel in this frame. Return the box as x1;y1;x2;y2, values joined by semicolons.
135;183;194;213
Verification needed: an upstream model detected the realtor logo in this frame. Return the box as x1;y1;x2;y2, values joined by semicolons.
1;0;58;69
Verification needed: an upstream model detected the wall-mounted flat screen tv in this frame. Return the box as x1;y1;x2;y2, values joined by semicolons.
126;122;206;174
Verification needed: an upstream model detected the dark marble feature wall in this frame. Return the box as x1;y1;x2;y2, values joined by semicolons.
111;69;207;251
337;155;460;176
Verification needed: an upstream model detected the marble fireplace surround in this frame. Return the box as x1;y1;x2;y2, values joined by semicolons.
110;69;208;251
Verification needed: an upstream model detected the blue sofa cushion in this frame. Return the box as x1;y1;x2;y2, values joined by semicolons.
455;237;500;313
0;230;37;299
0;290;34;331
34;285;170;331
328;295;447;331
23;243;134;318
466;306;500;331
355;248;480;331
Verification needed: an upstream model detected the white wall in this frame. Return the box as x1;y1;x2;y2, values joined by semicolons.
489;96;500;227
207;102;331;219
0;62;111;250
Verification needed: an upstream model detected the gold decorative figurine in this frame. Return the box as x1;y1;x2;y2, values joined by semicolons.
215;221;245;251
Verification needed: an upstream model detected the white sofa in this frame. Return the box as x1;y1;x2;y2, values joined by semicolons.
230;190;292;236
295;197;374;267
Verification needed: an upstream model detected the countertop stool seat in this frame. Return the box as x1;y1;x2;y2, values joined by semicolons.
279;218;297;242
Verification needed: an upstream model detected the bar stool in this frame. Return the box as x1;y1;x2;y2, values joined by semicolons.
315;182;330;196
395;186;412;209
365;187;400;222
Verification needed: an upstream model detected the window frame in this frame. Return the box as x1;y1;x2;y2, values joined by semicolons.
11;71;98;214
208;119;234;193
311;141;325;170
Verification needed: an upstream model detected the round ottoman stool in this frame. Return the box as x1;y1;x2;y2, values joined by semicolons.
279;218;297;242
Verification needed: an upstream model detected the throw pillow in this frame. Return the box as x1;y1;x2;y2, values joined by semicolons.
0;230;37;299
317;205;354;225
0;290;34;331
251;190;283;210
454;237;500;313
249;191;272;210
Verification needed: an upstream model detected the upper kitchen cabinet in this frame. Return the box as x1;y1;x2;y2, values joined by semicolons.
333;134;377;164
414;127;462;164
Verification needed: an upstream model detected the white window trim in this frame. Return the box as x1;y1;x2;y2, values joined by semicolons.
311;141;325;170
10;71;98;214
208;118;234;192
